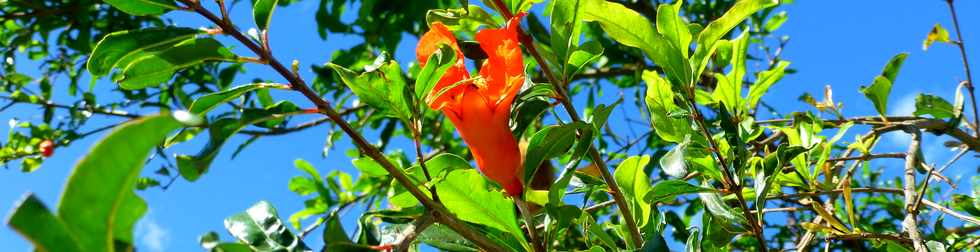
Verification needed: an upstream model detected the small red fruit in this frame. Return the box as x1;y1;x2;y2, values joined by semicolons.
39;140;54;157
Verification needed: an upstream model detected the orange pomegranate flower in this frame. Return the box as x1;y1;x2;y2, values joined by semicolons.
416;14;527;196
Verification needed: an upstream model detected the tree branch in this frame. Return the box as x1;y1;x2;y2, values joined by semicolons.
176;1;505;250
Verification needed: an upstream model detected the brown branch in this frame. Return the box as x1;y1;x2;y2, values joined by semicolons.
176;1;505;250
830;233;912;245
393;211;436;252
901;128;926;251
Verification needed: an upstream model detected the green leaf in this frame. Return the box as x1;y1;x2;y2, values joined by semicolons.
645;180;714;203
189;83;287;114
415;45;457;108
745;60;790;110
564;41;604;80
7;194;83;252
550;0;585;73
583;0;691;86
51;114;181;252
685;227;701;252
511;99;551;137
87;27;200;77
914;93;956;119
589;99;621;133
656;0;692;58
417;224;478;251
435;169;524;241
352;157;391;177
639;230;669;252
425;5;498;31
764;11;788;33
924;24;953;51
327;57;411;123
253;0;279;30
224;201;312;252
721;31;750;112
644;70;692;143
613;155;653;228
860;75;895;117
691;0;778;79
118;38;237;89
523;123;589;185
103;0;178;16
881;53;909;84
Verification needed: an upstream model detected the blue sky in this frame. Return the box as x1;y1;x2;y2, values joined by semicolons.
2;0;979;251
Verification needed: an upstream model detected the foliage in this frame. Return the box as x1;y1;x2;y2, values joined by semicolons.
3;0;980;251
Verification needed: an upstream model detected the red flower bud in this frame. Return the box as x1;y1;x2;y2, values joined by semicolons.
417;13;528;196
39;139;55;157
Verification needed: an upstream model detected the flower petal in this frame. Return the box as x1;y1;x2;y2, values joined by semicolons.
417;22;471;110
474;13;526;113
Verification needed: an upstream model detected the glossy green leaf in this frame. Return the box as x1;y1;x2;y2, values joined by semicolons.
118;38;237;89
253;0;279;30
656;0;691;58
223;201;312;252
550;0;585;74
924;24;952;50
327;57;411;123
435;169;524;240
644;70;692;143
639;229;669;252
745;60;790;110
764;11;788;32
103;0;178;16
646;180;714;203
583;0;691;86
417;224;479;251
425;5;498;31
685;227;701;252
189;83;288;114
414;45;457;108
523;122;588;185
860;75;894;117
692;0;778;79
564;41;604;80
7;194;83;252
614;155;653;227
511;99;550;137
56;114;181;252
914;93;956;119
87;27;200;76
882;53;910;83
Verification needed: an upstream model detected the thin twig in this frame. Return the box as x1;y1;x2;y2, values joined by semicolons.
945;0;978;137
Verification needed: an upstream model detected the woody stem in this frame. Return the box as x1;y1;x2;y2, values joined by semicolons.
177;1;504;250
488;0;644;247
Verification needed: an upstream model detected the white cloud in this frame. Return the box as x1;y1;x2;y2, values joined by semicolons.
135;212;169;252
885;93;918;146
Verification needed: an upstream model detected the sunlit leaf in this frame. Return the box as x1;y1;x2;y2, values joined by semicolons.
223;201;312;252
253;0;279;30
87;27;200;76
